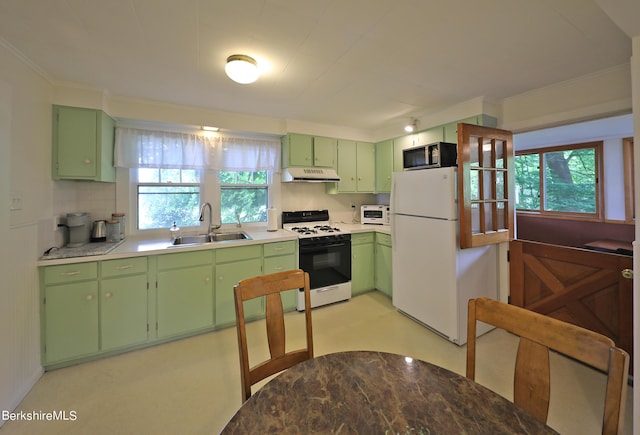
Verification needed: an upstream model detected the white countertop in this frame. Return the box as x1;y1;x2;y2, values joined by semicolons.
37;224;391;266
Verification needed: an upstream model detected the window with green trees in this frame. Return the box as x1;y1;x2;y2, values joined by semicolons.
515;141;603;219
220;171;268;224
137;168;201;230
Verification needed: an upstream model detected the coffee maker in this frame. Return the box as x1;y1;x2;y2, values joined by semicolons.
66;212;91;247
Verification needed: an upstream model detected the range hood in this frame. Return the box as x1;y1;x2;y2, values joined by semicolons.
281;167;340;183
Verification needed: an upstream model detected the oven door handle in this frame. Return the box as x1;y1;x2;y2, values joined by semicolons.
300;242;347;252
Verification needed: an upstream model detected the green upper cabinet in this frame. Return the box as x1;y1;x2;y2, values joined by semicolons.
313;136;338;168
329;140;375;194
443;115;498;143
356;142;375;192
281;133;337;168
375;139;393;193
335;139;357;192
52;105;116;182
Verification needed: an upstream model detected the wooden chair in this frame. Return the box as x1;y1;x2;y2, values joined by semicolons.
466;297;629;435
233;269;314;402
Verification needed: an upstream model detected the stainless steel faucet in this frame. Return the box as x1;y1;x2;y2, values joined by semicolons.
235;210;242;228
199;202;213;234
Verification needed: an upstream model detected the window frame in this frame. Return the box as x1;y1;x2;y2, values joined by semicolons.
134;168;203;232
515;141;604;222
218;170;270;225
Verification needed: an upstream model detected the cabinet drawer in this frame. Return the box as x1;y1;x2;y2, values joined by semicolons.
157;250;213;270
101;257;147;278
216;245;262;263
376;233;392;247
264;255;297;274
263;241;296;257
43;262;98;285
351;232;374;245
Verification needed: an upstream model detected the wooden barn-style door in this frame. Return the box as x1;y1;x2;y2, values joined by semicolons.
509;239;633;373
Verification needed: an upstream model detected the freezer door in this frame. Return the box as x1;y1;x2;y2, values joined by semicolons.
392;214;458;340
391;167;457;220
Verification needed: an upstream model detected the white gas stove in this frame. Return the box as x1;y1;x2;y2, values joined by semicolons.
282;210;352;310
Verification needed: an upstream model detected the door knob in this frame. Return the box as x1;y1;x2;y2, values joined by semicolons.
621;269;633;280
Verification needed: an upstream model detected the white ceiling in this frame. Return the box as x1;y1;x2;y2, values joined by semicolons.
0;0;632;132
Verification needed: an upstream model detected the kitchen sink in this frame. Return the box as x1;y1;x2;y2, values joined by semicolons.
171;232;251;246
211;232;250;242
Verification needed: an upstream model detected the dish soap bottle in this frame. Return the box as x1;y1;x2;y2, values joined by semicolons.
170;222;181;240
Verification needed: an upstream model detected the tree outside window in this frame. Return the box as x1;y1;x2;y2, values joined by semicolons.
515;142;603;219
220;171;268;224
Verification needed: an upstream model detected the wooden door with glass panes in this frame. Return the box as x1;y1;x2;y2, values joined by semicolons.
457;123;514;249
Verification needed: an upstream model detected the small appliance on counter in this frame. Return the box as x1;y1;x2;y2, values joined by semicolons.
66;212;91;247
361;205;390;225
91;220;107;242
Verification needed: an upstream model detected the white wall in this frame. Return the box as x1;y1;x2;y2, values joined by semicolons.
0;43;53;424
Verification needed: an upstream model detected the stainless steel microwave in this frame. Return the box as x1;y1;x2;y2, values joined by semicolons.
402;142;457;170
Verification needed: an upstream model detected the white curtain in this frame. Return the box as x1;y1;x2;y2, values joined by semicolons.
114;127;281;172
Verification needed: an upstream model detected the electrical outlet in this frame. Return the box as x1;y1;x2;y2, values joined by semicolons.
52;215;63;232
9;192;21;210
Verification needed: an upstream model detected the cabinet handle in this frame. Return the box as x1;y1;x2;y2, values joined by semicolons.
274;247;284;251
275;266;284;271
115;265;133;270
205;276;211;283
104;292;112;299
86;294;94;301
61;271;81;276
83;159;92;165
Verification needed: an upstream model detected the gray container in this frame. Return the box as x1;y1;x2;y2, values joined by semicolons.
67;212;90;247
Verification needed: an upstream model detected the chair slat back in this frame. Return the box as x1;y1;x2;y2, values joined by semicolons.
466;297;628;435
234;269;313;401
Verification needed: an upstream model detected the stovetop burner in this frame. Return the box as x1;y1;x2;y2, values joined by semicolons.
282;210;350;240
290;225;343;235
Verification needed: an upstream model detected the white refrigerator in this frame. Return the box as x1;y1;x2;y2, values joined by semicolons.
391;167;497;345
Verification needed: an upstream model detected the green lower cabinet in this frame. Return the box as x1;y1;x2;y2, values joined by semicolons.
215;258;263;326
375;233;393;298
215;245;264;327
351;233;375;296
264;252;298;311
100;274;148;350
44;281;99;364
157;264;214;338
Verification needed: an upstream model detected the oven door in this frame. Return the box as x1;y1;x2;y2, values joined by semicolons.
299;236;351;290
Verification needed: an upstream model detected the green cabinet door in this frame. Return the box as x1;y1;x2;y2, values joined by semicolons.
215;258;263;326
52;105;115;181
356;142;375;192
44;281;99;363
157;264;214;338
264;253;298;311
284;133;314;167
336;139;357;192
351;233;375;296
375;139;393;193
313;136;338;168
101;274;148;350
375;234;393;298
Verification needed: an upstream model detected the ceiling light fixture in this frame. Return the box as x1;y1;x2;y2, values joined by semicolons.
225;54;259;84
201;125;219;132
404;119;418;133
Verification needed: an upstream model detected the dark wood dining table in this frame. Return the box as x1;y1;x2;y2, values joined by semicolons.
220;350;558;434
